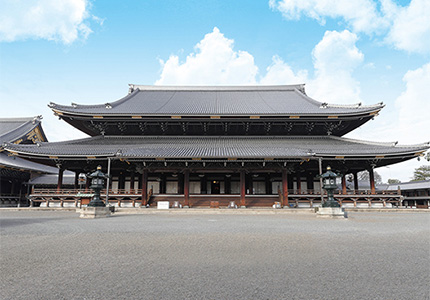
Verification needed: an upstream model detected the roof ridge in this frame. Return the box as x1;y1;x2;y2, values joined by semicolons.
129;84;305;91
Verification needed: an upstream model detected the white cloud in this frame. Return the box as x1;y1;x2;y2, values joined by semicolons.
270;0;430;53
260;56;308;85
155;27;258;85
269;0;387;34
384;0;430;53
156;28;363;106
0;0;94;44
307;30;364;104
395;62;430;144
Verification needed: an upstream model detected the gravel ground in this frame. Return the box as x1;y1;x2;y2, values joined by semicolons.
1;211;429;300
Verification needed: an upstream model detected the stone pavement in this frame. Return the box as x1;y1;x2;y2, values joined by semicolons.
1;210;429;299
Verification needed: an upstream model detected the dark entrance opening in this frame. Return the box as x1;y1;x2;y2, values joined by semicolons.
211;180;221;194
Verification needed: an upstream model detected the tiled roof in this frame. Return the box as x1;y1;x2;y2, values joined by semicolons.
0;153;60;174
0;116;46;143
385;180;430;191
4;135;428;159
49;85;384;116
28;174;75;185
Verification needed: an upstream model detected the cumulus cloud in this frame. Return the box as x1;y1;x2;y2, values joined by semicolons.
269;0;387;34
270;0;430;53
307;30;364;104
384;0;430;53
155;27;258;85
156;28;363;106
0;0;94;44
395;63;430;144
260;56;308;85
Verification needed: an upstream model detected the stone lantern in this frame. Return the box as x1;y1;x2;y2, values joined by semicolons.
316;166;346;218
80;166;111;218
320;166;340;208
87;165;108;207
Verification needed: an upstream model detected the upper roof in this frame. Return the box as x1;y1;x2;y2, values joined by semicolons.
49;85;384;117
0;116;47;144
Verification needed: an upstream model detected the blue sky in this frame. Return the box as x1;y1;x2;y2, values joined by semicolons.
0;0;429;181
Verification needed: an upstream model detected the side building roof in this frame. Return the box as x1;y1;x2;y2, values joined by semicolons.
0;116;56;174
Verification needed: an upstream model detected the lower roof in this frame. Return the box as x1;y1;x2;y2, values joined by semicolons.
3;135;428;160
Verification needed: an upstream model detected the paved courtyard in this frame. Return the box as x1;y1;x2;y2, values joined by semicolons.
1;210;429;300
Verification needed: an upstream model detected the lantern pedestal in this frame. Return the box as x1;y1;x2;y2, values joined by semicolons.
79;206;111;219
316;207;347;219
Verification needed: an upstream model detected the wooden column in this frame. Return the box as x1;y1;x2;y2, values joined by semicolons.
246;174;253;194
282;169;289;207
57;168;64;192
119;173;125;190
184;170;190;207
85;177;90;191
200;176;207;194
160;174;166;194
265;174;272;195
296;176;302;194
342;175;347;194
225;175;231;194
74;171;79;190
240;170;246;207
353;171;359;192
141;169;148;206
369;168;376;195
178;174;184;194
306;173;314;192
130;171;135;191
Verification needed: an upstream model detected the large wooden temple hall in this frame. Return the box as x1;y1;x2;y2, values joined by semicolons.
4;85;429;208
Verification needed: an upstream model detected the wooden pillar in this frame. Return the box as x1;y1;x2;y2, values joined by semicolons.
246;174;253;194
118;173;125;190
130;172;135;191
306;173;314;192
178;174;184;194
85;176;90;191
353;171;359;192
225;175;231;194
296;176;302;194
240;170;246;207
74;171;79;190
265;174;272;195
282;169;289;207
160;174;166;194
200;176;207;194
369;168;376;195
57;168;64;192
141;169;148;206
342;175;347;194
184;170;190;207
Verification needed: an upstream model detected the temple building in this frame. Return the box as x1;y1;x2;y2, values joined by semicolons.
3;85;429;208
0;117;61;206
